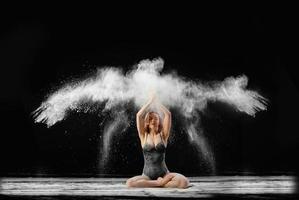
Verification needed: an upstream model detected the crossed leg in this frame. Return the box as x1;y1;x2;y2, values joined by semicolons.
162;173;190;189
126;175;162;188
126;173;189;189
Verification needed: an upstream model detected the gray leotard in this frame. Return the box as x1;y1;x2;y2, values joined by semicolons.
142;133;169;180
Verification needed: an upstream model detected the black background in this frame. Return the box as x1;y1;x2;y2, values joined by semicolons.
0;10;298;177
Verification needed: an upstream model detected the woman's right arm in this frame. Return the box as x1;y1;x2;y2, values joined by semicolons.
136;96;154;142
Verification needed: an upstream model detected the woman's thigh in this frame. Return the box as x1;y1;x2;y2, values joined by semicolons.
127;175;150;182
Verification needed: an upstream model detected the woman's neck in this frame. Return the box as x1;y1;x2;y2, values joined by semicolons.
149;129;158;136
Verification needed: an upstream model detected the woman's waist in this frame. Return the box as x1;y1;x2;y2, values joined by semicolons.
143;156;166;164
143;159;168;168
142;162;169;176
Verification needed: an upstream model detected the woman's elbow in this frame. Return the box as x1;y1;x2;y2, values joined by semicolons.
136;112;142;118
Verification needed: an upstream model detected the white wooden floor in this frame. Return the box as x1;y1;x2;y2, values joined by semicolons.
0;176;296;199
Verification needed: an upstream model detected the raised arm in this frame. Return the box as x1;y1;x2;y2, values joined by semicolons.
159;102;171;142
136;96;154;144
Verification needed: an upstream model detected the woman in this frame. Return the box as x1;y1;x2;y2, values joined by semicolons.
126;94;190;188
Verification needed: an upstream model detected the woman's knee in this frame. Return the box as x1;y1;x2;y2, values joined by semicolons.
168;173;189;189
126;178;134;187
178;176;189;188
126;177;139;187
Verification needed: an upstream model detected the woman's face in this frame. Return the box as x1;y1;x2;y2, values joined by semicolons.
149;113;160;132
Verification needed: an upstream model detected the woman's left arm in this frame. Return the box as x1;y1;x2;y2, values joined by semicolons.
159;103;171;142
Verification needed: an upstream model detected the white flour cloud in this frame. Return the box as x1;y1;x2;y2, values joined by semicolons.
33;58;268;172
33;58;267;126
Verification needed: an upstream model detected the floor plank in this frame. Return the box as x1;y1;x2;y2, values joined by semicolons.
0;176;297;199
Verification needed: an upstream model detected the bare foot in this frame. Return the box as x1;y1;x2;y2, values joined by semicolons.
157;177;164;186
